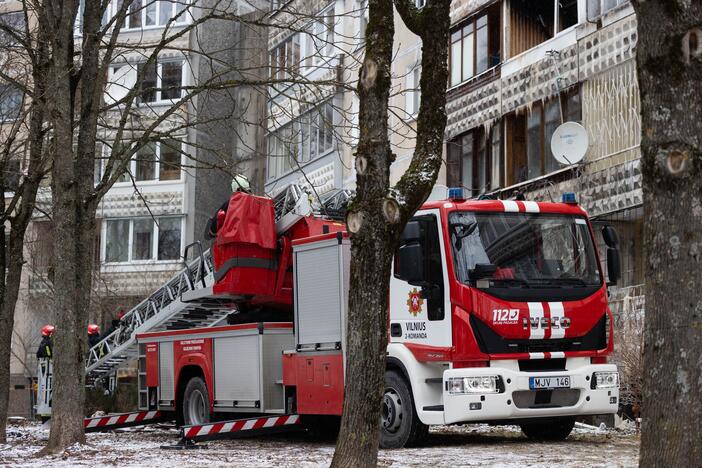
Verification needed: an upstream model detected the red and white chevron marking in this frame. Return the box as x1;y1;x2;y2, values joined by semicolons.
499;200;541;213
84;410;161;431
183;414;300;440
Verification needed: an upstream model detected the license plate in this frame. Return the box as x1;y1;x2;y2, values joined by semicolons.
529;376;570;389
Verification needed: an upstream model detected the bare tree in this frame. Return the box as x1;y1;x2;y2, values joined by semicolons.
0;4;52;443
632;0;702;465
330;1;451;466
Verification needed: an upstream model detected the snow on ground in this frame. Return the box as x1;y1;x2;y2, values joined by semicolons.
0;419;639;467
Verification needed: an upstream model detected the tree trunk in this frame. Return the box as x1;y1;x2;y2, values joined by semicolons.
331;1;450;466
42;0;99;453
634;1;702;465
330;2;396;466
0;229;34;442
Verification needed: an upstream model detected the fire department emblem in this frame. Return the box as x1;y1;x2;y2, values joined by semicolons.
406;288;424;316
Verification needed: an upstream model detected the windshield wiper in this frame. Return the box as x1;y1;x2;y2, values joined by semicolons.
487;278;531;288
549;277;591;287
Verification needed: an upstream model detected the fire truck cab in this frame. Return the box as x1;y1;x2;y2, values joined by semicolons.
137;188;621;448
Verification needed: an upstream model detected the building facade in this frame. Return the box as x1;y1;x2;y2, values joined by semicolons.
7;0;266;417
263;0;430;199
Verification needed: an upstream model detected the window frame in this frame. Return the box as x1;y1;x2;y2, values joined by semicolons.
98;139;184;186
0;11;26;46
266;100;336;180
525;88;582;179
301;4;336;74
447;123;502;196
102;216;184;265
0;84;23;121
270;34;301;80
449;7;500;88
120;0;190;31
133;59;185;105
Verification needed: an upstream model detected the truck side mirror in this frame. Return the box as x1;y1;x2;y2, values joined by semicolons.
602;226;619;248
401;221;421;243
606;247;621;286
396;243;425;285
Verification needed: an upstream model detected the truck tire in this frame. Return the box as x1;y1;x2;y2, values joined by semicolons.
520;417;575;441
380;370;428;449
182;377;210;426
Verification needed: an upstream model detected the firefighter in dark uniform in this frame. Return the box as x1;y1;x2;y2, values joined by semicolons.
88;324;104;357
36;325;54;359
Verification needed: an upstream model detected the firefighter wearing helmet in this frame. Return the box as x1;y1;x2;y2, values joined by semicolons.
205;174;252;239
88;324;102;351
36;325;54;359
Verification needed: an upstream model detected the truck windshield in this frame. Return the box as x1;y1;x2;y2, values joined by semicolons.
449;211;602;288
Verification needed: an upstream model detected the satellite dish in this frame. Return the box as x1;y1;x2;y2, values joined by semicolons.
551;121;589;165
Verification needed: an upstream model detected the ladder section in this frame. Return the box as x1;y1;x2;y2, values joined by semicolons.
85;248;231;379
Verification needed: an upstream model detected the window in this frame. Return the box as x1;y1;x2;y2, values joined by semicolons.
31;222;54;272
405;65;421;117
122;0;189;30
106;219;130;262
0;11;26;46
161;62;183;100
304;8;335;69
135;143;157;181
0;85;22;121
137;60;183;104
270;34;301;80
509;1;579;58
158;217;181;260
158;139;182;181
103;139;182;184
449;4;500;87
267;101;335;179
446;124;502;196
395;214;444;321
132;219;154;260
104;217;182;263
505;88;581;185
2;158;21;192
587;0;629;20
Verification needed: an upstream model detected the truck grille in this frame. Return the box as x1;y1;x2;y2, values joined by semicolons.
470;315;606;355
512;389;581;409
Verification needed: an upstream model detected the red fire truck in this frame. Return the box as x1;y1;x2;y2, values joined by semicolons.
133;186;620;448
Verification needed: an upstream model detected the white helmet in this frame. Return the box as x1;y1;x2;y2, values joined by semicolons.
231;174;250;192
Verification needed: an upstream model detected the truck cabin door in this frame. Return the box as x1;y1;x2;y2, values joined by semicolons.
389;210;451;348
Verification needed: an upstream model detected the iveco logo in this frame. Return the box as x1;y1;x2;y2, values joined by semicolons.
522;317;571;330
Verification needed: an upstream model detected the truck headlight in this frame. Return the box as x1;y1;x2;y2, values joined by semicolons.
448;376;502;394
591;371;619;389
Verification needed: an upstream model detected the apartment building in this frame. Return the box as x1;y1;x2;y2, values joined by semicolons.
443;0;642;293
264;0;428;199
7;0;267;417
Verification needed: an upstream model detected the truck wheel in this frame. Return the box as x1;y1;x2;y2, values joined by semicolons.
379;370;428;449
182;377;210;426
520;417;575;441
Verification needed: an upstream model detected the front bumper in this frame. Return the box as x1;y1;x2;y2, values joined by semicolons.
442;363;619;424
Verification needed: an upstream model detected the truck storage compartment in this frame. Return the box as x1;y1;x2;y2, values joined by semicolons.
212;324;293;413
212;192;278;298
292;233;350;351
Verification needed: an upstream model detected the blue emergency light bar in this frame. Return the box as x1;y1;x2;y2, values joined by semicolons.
448;187;465;201
562;192;577;204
